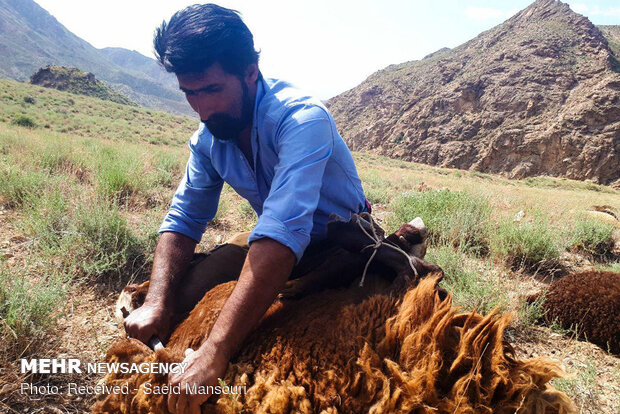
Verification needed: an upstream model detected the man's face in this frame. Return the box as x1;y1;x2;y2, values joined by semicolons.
177;63;254;142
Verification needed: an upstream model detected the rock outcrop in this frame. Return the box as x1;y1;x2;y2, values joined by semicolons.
30;65;135;106
327;0;620;186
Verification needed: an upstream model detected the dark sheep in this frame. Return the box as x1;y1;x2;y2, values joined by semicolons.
539;270;620;354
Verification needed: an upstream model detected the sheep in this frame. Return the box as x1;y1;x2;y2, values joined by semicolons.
94;279;574;413
535;270;620;354
94;214;575;413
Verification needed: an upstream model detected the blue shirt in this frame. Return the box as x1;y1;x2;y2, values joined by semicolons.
159;76;366;262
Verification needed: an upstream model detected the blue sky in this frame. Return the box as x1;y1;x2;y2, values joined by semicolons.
33;0;620;99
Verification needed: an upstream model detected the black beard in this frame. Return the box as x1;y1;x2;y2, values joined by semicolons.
203;82;253;142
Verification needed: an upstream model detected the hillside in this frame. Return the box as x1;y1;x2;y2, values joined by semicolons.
30;65;136;106
0;0;192;116
0;78;196;145
327;0;620;186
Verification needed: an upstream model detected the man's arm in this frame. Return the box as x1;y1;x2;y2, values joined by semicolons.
167;237;295;414
124;231;196;344
126;129;223;345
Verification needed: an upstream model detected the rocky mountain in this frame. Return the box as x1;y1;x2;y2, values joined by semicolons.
30;66;136;106
0;0;192;117
327;0;620;186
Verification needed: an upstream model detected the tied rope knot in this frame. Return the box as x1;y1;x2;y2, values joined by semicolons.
357;214;419;287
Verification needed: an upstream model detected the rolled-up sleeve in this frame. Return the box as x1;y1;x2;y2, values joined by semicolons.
159;138;223;242
249;105;333;262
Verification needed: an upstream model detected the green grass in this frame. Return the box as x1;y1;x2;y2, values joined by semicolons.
520;176;616;194
95;148;145;200
595;262;620;272
38;141;87;176
0;265;69;357
360;169;393;204
238;200;256;221
517;291;547;327
0;78;196;146
390;190;491;253
21;189;70;250
489;214;562;271
427;245;508;313
0;126;171;283
151;150;183;187
567;214;616;258
551;357;599;410
0;162;48;208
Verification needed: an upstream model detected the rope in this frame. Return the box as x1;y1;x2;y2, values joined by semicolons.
357;215;419;287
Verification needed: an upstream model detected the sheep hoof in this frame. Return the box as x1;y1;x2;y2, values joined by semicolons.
278;279;310;300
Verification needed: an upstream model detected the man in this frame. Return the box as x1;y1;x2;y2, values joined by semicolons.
123;3;369;413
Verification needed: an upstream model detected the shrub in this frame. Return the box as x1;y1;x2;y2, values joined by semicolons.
0;165;44;208
95;148;144;200
69;201;147;280
11;114;37;128
16;191;150;281
39;142;84;175
490;215;561;272
427;245;508;314
0;266;68;357
390;190;491;253
21;190;69;251
517;291;547;327
567;215;615;258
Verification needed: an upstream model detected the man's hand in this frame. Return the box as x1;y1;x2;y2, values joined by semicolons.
123;303;171;344
123;231;196;346
167;345;228;414
166;237;296;413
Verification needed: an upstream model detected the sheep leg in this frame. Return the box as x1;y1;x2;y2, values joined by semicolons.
279;249;365;300
173;243;248;314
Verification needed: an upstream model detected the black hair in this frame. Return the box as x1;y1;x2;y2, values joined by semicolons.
154;3;260;76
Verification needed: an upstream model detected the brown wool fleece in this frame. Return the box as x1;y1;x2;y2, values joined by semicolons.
93;275;576;413
542;270;620;355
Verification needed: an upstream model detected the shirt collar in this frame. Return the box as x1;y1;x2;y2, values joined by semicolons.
252;75;265;132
